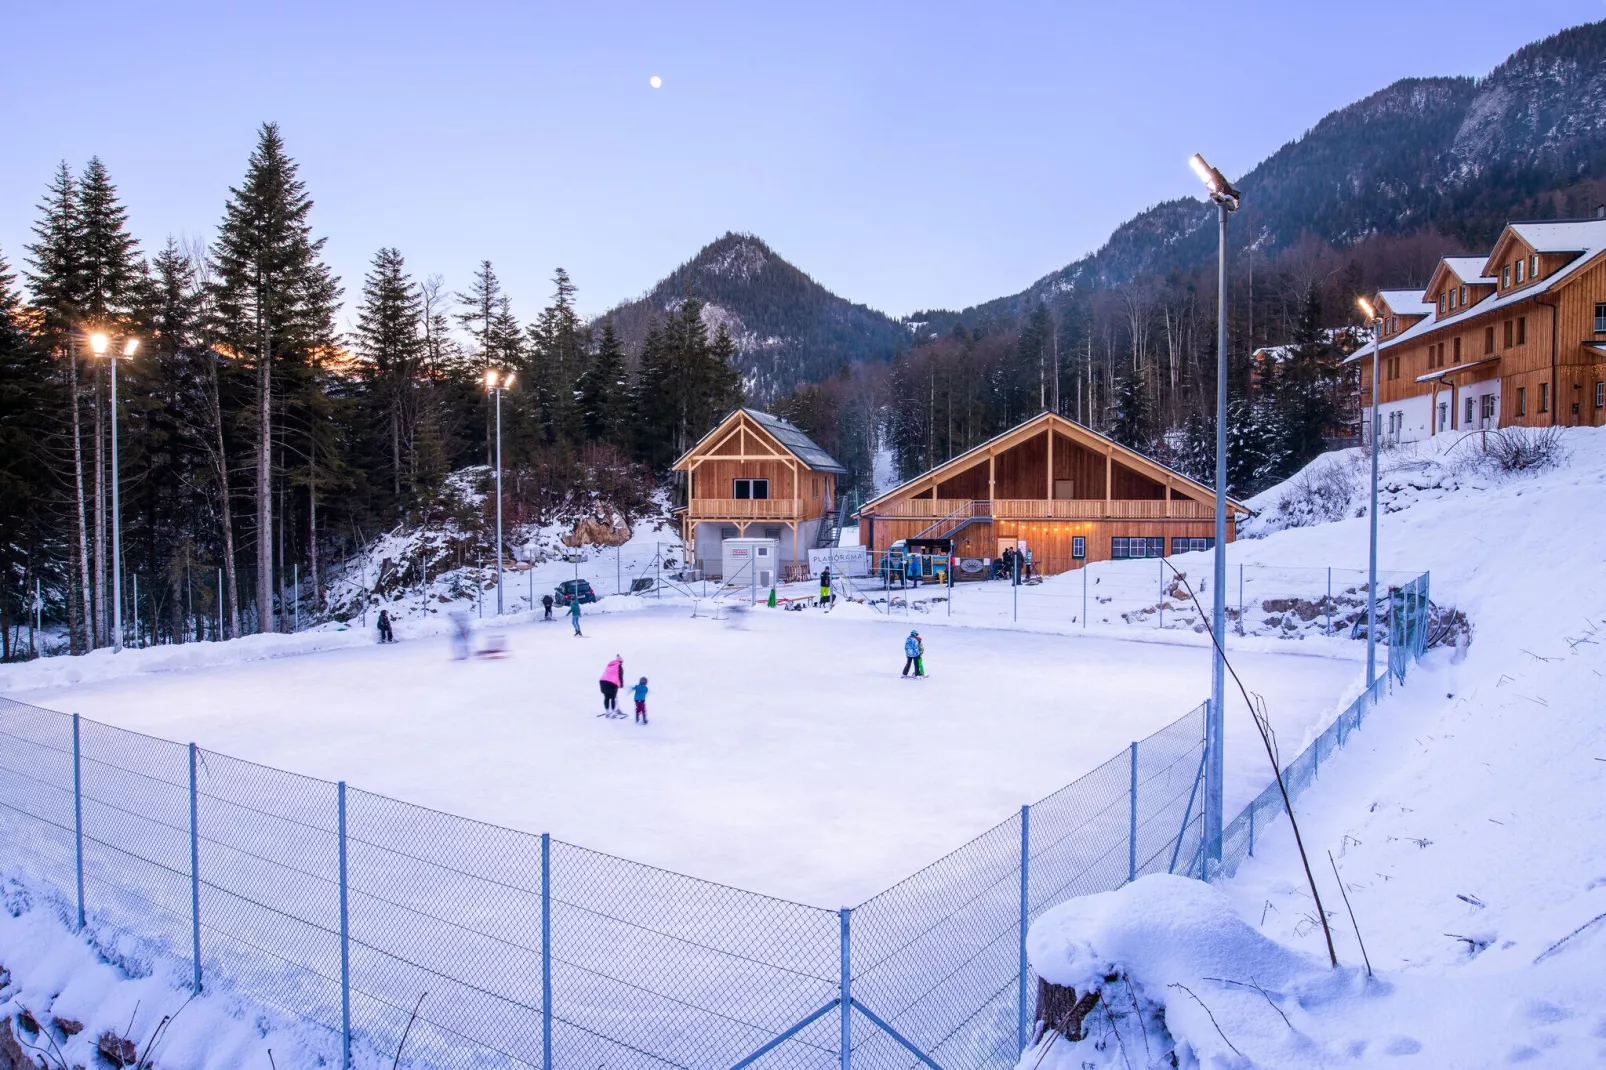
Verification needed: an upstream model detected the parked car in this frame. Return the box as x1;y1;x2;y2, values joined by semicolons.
554;579;598;606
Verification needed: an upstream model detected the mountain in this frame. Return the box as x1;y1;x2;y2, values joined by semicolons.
911;19;1606;335
598;233;911;402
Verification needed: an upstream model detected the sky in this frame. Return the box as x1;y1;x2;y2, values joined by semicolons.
1;1;1600;327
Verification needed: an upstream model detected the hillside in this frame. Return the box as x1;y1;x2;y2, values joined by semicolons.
598;233;911;401
913;19;1606;334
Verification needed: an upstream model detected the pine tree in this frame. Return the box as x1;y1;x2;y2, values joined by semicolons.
578;317;628;446
212;122;340;635
1276;286;1341;475
1109;366;1152;450
455;260;507;465
353;247;424;507
527;268;587;447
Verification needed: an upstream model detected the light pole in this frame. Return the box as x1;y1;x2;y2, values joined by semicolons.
485;369;515;616
1189;154;1240;874
91;332;139;652
1357;297;1382;684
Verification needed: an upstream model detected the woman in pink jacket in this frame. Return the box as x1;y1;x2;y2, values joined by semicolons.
599;656;624;715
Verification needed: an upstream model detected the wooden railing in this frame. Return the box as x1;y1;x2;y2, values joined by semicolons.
687;498;806;520
871;498;1211;521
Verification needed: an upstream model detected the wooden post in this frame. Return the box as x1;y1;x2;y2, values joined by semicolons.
1104;449;1112;505
988;452;996;507
1046;429;1053;501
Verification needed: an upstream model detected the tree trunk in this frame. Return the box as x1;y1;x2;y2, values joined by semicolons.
310;445;321;611
69;349;93;653
256;295;274;636
1035;977;1102;1043
205;351;242;639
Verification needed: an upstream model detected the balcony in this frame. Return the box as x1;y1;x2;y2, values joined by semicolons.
868;498;1209;521
687;498;807;521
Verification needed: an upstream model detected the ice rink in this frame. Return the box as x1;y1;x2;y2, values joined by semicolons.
22;604;1362;904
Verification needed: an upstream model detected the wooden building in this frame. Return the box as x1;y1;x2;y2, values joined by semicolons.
855;412;1248;576
1347;216;1606;443
672;408;847;580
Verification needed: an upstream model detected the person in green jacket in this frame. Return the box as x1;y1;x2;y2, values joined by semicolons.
569;597;583;636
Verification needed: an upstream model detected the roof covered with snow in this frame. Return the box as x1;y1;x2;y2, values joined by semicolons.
1378;289;1434;316
1508;219;1606;254
1440;256;1495;282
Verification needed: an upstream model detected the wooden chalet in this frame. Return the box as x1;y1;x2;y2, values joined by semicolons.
856;412;1248;576
672;408;848;580
1346;215;1606;443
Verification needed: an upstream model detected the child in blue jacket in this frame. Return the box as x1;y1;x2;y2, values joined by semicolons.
902;631;925;677
632;677;650;724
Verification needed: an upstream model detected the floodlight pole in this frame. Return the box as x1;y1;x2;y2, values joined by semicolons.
494;385;505;616
110;351;124;651
1190;154;1239;876
1366;317;1381;683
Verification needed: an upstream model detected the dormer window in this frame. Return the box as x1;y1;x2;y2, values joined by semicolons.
1438;294;1446;314
1460;285;1467;305
1515;260;1525;284
1502;265;1511;288
1529;254;1539;279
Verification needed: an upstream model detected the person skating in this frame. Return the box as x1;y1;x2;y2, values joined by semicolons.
376;610;394;644
599;656;624;716
902;629;925;677
569;596;583;636
542;593;554;621
819;567;832;607
632;676;649;724
448;612;471;660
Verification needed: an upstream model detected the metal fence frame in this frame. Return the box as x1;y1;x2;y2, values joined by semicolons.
0;573;1430;1070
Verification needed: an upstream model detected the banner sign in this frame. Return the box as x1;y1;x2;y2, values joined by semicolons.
808;547;870;577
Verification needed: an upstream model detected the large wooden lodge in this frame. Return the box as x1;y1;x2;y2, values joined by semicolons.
856;412;1247;577
672;408;847;580
1348;215;1606;442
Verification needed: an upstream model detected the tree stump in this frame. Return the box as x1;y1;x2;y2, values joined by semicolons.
1035;976;1102;1042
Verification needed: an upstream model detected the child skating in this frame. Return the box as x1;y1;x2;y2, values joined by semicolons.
569;597;583;636
902;630;925;677
632;677;649;724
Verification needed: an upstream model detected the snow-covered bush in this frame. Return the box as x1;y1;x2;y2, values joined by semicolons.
1271;455;1361;529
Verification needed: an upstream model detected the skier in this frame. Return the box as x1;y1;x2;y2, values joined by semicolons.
599;656;624;716
376;610;395;644
819;567;832;607
541;593;554;621
449;612;471;660
569;596;583;637
902;629;925;677
632;676;650;724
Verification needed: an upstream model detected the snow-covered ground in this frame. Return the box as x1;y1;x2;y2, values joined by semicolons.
7;603;1356;906
1022;426;1606;1067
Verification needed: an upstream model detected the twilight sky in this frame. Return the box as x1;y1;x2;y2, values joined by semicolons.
0;2;1597;325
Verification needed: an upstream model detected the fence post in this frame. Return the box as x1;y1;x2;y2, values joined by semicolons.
338;781;352;1070
1237;563;1244;636
1248;801;1255;858
188;742;202;993
1082;565;1087;628
542;832;553;1070
1157;556;1163;629
839;907;852;1070
72;713;85;931
1017;805;1030;1053
1325;567;1332;636
1128;742;1138;882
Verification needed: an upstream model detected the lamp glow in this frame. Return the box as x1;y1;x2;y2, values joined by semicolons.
485;369;498;389
502;372;515;390
90;332;109;355
123;338;139;357
1356;296;1377;321
1188;154;1215;190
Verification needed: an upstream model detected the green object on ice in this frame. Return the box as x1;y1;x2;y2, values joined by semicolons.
767;588;777;607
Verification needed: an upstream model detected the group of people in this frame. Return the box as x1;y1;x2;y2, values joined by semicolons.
539;593;585;635
991;546;1033;583
599;656;649;724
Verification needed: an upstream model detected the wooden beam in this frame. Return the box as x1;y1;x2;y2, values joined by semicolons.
1105;446;1112;503
988;452;996;503
1046;429;1054;501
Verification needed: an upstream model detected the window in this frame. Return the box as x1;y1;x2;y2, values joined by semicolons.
1517;387;1526;416
1437;403;1448;432
1438;293;1447;314
1110;537;1164;560
1517;317;1526;345
733;478;769;500
1071;536;1085;560
1515;259;1524;284
1596;382;1604;408
1481;394;1496;423
1453;337;1461;363
1465;397;1475;425
1460;285;1467;306
1539;382;1550;413
1170;537;1215;555
1502;265;1511;288
1529;254;1539;279
1595;303;1606;333
1503;320;1514;348
1485;326;1496;354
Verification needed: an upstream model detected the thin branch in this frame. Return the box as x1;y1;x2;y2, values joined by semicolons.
392;992;428;1070
1328;851;1373;977
1166;983;1242;1058
1162;558;1341;967
1201;976;1292;1030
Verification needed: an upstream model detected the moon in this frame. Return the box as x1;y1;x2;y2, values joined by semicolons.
649;75;662;89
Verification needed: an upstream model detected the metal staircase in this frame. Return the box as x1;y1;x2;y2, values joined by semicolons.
814;495;852;549
912;500;992;543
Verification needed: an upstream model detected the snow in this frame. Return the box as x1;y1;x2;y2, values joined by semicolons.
3;605;1355;907
1019;425;1606;1067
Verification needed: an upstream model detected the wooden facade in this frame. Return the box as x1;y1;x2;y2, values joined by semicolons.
672;409;846;579
857;413;1247;576
1352;218;1606;442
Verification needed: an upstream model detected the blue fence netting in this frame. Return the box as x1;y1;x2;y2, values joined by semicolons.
0;572;1431;1070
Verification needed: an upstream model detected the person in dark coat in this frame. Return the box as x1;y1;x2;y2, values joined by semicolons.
376;610;395;643
542;593;554;621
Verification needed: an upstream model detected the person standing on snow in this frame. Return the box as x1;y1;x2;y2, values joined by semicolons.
902;630;925;677
632;676;650;724
569;596;583;636
599;655;624;715
542;593;554;621
819;567;832;607
376;610;395;643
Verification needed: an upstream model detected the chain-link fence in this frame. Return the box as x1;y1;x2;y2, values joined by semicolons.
0;574;1430;1070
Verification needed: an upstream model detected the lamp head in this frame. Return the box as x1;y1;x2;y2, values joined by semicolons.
90;332;109;355
123;338;139;357
502;372;515;390
1356;296;1377;321
485;369;499;389
1188;153;1241;209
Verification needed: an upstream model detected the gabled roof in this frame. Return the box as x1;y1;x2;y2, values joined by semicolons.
1439;257;1496;284
1377;289;1434;317
672;408;847;475
858;411;1248;516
